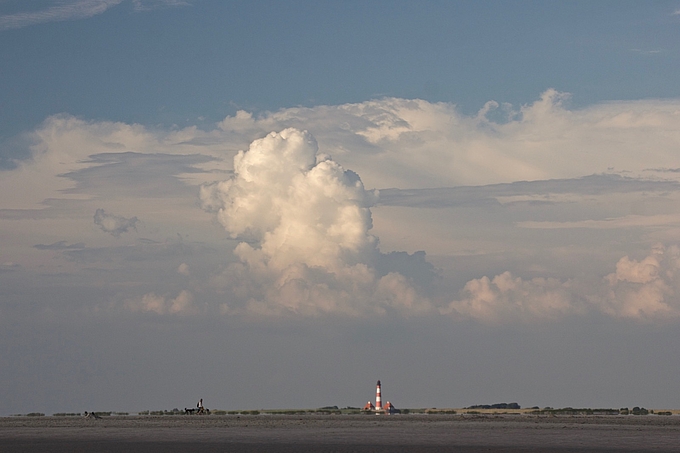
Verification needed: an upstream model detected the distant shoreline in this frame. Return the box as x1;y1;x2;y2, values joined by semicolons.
8;407;680;417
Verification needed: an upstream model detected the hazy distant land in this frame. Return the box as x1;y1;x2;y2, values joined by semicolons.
12;404;680;417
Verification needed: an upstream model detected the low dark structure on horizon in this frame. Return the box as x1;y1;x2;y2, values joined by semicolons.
466;403;521;410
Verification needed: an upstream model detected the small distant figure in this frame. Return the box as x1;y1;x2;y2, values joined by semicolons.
84;411;101;419
197;398;205;414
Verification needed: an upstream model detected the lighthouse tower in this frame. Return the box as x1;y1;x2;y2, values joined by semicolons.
375;380;383;411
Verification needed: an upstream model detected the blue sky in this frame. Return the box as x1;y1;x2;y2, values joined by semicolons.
2;1;680;140
3;0;680;416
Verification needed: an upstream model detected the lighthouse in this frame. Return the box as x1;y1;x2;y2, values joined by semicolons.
363;380;398;414
375;380;383;411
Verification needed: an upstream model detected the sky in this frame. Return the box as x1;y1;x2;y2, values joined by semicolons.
2;0;680;416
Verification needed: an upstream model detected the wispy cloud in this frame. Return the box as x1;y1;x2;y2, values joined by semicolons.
0;0;123;31
630;48;663;55
34;241;86;250
0;0;190;31
132;0;191;12
517;214;680;230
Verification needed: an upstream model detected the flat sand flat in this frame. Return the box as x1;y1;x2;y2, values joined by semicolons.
1;414;679;452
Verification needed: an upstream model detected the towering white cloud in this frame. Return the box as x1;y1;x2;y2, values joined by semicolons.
201;128;431;316
202;129;377;270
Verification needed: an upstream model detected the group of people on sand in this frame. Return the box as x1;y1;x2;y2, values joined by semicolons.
84;399;208;418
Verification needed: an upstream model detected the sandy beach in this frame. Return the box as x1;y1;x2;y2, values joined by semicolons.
1;414;679;452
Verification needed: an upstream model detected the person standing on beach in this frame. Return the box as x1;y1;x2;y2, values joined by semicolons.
197;398;204;414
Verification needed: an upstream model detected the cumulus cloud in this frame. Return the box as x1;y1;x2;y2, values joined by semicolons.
201;129;378;269
443;272;579;323
94;208;139;237
7;92;680;212
124;290;195;315
5;92;680;323
444;244;680;323
0;114;230;212
212;90;680;190
596;244;680;320
201;128;432;316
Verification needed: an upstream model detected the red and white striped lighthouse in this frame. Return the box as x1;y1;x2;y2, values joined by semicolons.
375;380;382;410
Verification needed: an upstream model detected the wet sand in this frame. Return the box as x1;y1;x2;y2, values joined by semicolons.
1;414;679;452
